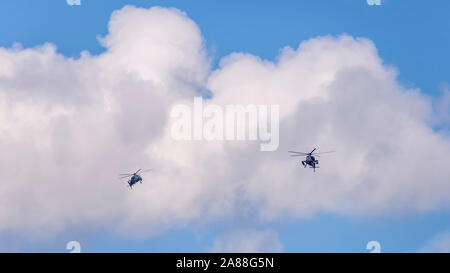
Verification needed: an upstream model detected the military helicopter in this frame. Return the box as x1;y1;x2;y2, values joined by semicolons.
119;169;152;189
288;148;334;172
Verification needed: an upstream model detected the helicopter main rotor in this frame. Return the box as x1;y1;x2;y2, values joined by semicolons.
288;148;335;157
119;169;152;179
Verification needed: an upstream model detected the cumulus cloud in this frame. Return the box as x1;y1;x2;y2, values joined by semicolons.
0;5;450;245
0;6;209;237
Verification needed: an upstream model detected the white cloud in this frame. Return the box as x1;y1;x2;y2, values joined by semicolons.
0;5;450;243
0;6;210;236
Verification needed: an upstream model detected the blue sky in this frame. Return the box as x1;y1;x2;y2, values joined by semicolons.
0;0;449;252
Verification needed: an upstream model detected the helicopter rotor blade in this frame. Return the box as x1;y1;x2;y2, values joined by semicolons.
311;151;335;155
290;154;305;157
310;148;317;154
288;151;309;155
121;168;152;178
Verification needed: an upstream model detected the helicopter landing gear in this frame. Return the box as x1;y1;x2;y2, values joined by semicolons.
301;161;306;168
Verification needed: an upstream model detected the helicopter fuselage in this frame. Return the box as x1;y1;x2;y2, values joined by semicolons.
128;174;142;188
302;155;319;170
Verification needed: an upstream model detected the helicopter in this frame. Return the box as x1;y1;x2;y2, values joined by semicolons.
119;169;152;189
288;148;334;172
